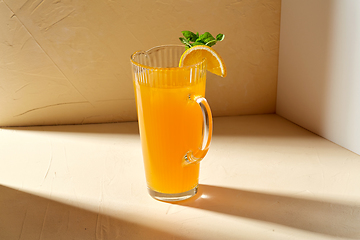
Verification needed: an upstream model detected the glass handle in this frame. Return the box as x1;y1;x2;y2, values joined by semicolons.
184;95;213;164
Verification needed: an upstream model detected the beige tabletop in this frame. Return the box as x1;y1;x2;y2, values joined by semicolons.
1;114;360;240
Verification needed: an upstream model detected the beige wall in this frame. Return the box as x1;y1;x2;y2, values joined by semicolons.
0;0;281;126
277;0;360;155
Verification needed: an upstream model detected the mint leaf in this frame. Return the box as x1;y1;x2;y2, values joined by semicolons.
179;31;225;48
205;40;217;47
198;32;215;42
179;37;192;48
182;31;198;42
195;38;206;44
216;33;225;41
204;37;216;44
192;42;205;47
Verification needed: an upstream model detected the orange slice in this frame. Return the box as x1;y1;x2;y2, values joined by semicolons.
179;45;227;77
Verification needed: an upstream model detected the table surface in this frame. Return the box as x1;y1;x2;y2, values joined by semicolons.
1;114;360;240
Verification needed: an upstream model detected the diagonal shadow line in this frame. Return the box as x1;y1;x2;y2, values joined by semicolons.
0;185;190;240
176;184;360;239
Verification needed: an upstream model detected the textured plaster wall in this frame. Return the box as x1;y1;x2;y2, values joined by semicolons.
0;0;281;126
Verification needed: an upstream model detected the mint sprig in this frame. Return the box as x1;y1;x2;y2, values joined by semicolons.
179;31;225;49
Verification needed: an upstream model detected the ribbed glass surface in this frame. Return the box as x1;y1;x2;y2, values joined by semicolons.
130;45;206;88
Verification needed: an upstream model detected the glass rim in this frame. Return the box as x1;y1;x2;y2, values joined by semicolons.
130;44;206;71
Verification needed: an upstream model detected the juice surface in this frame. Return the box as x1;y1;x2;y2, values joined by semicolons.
134;71;205;194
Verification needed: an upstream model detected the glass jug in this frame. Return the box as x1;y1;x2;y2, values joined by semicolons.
130;45;213;201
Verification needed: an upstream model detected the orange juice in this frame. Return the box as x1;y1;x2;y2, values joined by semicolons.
134;70;205;194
